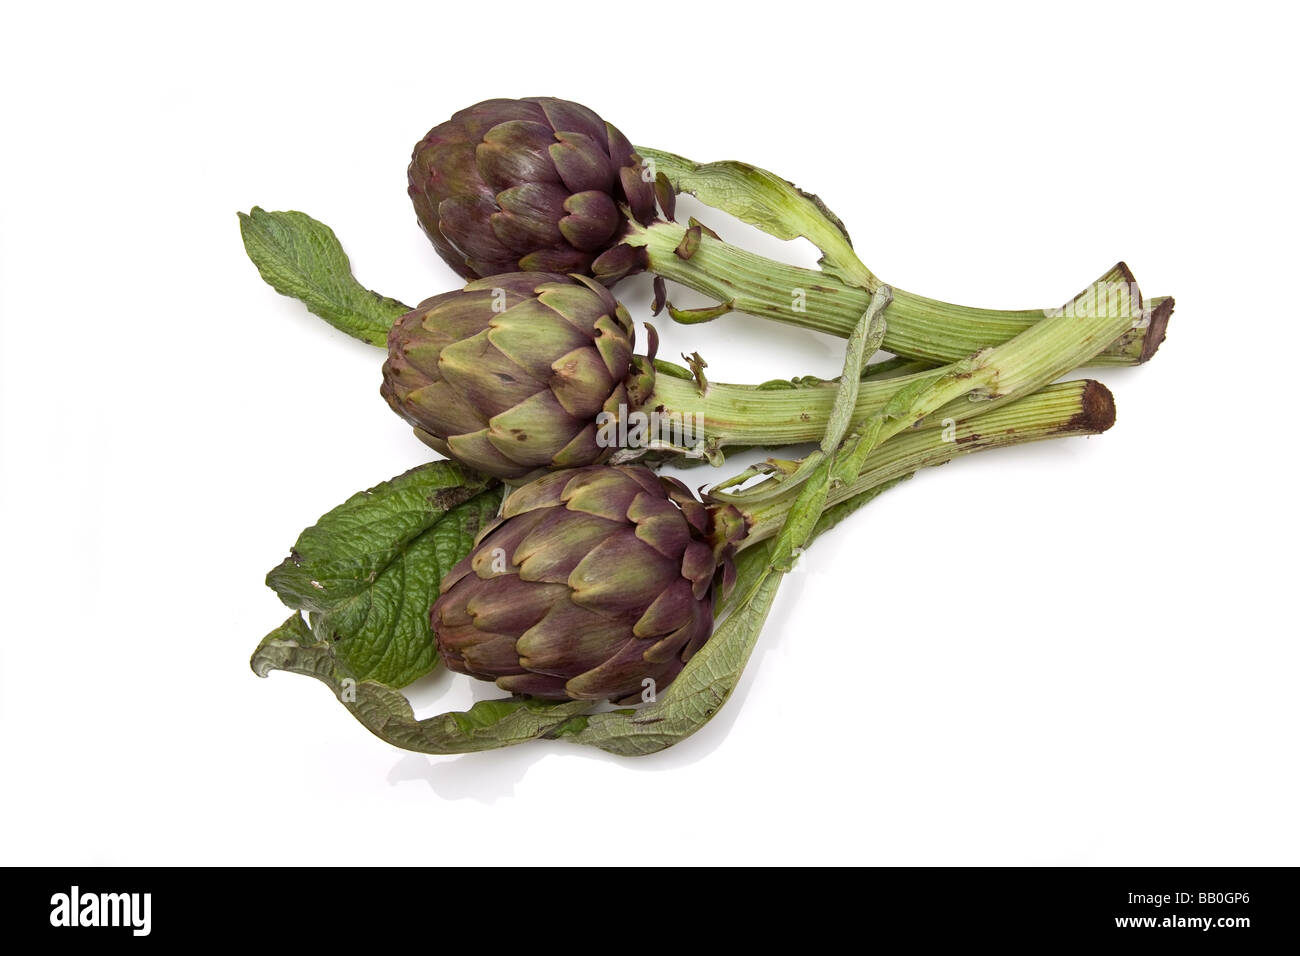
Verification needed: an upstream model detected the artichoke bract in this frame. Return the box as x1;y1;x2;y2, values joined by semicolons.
381;272;655;480
433;465;743;703
409;97;658;280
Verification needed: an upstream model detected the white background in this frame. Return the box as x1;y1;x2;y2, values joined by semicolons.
2;2;1296;866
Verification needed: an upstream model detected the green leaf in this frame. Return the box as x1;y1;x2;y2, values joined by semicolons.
822;291;890;454
636;147;880;292
251;613;324;678
252;474;915;756
238;207;409;346
251;615;593;753
265;461;502;687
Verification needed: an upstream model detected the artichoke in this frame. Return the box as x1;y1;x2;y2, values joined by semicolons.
409;97;659;281
381;272;655;480
434;465;743;703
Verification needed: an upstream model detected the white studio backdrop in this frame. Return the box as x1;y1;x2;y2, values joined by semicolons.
1;1;1296;865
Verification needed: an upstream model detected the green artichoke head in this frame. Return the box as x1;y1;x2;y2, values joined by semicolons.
381;272;655;480
408;97;662;282
433;465;743;703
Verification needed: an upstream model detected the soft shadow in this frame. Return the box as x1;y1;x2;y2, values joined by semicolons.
387;742;564;803
385;716;717;801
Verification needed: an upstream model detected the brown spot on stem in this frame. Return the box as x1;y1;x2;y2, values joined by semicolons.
1139;296;1174;363
1067;380;1118;433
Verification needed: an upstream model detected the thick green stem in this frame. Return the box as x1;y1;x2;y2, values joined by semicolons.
643;278;1167;455
646;361;937;450
707;264;1145;509
739;379;1115;544
631;221;1170;367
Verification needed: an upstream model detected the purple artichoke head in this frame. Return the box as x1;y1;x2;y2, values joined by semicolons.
408;97;659;281
381;272;655;480
433;465;743;703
